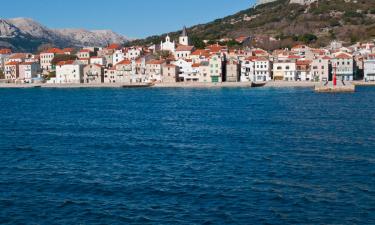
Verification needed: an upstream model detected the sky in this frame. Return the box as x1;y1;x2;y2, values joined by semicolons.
1;0;257;38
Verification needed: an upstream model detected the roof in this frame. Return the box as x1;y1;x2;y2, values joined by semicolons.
19;62;37;65
176;45;194;52
296;60;312;65
106;43;121;50
335;53;352;59
78;49;91;53
9;53;29;59
0;49;12;54
5;61;19;66
148;59;164;65
56;60;75;66
181;26;188;36
62;48;75;53
192;63;200;68
42;48;64;54
116;59;131;65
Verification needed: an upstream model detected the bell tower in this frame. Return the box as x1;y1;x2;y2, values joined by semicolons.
179;26;189;46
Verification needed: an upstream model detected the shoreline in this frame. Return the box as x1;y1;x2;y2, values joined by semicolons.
0;81;374;89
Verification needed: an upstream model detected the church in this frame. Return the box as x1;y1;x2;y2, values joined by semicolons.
160;26;190;53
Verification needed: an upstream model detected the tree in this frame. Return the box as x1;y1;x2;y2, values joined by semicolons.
51;54;78;65
226;39;241;48
191;37;206;49
154;50;172;60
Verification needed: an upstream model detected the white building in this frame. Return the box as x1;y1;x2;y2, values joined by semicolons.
125;47;142;60
273;60;297;81
241;57;271;82
90;56;106;66
113;50;125;65
179;26;189;46
364;54;375;82
19;62;40;83
55;60;84;84
174;45;195;59
172;59;194;82
160;36;176;53
331;52;354;81
40;48;65;71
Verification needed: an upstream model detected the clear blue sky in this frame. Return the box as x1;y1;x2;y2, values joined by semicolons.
2;0;256;38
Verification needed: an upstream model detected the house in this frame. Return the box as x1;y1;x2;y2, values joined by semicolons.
4;61;19;80
40;48;65;71
174;45;195;59
173;59;194;82
125;47;142;60
273;60;297;81
115;59;133;83
226;58;240;82
104;67;118;83
311;56;331;82
331;52;354;81
146;60;164;82
198;61;210;82
208;55;223;83
90;56;106;66
83;64;104;84
296;59;312;81
240;57;271;82
77;49;93;59
0;49;12;71
112;50;125;65
364;54;375;82
162;64;179;83
19;62;40;83
55;60;84;84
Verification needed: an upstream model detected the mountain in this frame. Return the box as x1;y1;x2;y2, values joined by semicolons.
0;18;128;52
129;0;375;50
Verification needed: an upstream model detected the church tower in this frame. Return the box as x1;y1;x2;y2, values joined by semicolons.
179;26;189;46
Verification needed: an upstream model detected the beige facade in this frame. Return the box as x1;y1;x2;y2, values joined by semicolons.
226;59;240;82
83;64;104;84
162;64;179;83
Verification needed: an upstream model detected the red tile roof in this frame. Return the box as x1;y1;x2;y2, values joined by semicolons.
116;59;131;65
0;48;12;54
56;60;75;66
5;61;19;66
335;53;352;59
176;45;194;52
42;48;64;54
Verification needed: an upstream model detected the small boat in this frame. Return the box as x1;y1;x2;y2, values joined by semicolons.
251;82;267;88
122;83;154;88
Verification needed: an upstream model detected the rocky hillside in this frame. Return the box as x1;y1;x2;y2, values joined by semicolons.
0;18;128;52
129;0;375;49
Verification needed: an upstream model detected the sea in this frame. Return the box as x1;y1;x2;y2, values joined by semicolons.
0;86;374;224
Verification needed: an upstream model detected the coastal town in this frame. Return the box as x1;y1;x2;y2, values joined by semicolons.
1;27;375;87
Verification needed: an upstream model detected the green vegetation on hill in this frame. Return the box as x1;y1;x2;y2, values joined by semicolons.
129;0;375;50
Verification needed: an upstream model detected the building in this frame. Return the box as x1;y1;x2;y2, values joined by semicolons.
40;48;65;71
179;26;189;46
160;36;176;53
175;45;195;59
19;62;40;83
90;56;106;66
290;0;317;5
241;57;271;82
311;56;330;82
273;60;297;81
162;64;179;83
226;59;240;82
198;61;210;82
331;53;354;81
4;61;19;80
364;54;375;82
55;60;84;84
208;55;223;83
83;64;104;84
146;60;164;82
296;59;312;81
0;49;12;71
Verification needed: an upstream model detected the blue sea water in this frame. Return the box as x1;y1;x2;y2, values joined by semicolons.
0;86;374;224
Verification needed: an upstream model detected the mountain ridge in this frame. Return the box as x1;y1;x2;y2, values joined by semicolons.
129;0;375;50
0;18;128;52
